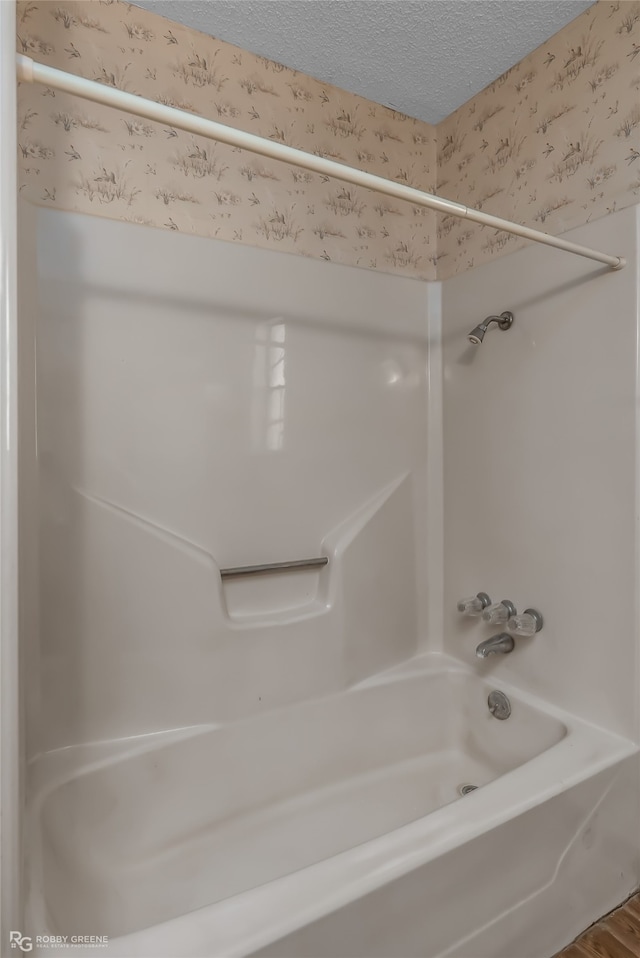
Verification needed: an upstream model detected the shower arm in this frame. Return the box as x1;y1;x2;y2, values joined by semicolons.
482;313;514;331
15;54;626;272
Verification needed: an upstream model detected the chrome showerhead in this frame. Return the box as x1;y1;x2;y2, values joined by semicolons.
467;310;514;345
468;323;488;345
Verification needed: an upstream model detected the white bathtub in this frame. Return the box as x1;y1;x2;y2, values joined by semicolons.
27;654;637;958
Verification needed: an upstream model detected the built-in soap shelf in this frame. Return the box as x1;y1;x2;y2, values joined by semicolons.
218;473;413;634
219;555;331;624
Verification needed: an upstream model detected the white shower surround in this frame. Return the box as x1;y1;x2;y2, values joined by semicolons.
11;200;640;957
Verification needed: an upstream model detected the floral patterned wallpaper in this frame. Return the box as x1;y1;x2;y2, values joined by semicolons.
437;0;640;278
16;0;438;280
15;0;640;282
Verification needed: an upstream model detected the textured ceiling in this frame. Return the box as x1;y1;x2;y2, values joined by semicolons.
133;0;594;124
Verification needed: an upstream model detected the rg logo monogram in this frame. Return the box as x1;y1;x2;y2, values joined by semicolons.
9;932;33;952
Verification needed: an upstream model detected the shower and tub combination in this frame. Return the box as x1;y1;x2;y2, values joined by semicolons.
2;6;640;958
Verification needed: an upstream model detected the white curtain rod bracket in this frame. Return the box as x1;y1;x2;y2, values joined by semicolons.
15;54;626;272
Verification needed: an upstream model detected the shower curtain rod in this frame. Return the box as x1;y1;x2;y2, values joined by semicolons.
16;53;626;271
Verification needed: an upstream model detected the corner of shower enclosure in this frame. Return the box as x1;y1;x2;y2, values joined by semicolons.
0;0;24;948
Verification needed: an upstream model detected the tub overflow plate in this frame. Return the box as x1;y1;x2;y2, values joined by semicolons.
488;690;511;720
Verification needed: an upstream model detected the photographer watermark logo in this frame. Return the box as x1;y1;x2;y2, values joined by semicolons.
10;932;109;951
9;933;32;952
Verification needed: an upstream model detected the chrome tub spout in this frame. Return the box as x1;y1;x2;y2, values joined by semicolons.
476;633;515;658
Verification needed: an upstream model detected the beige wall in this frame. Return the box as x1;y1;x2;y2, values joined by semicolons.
16;0;640;281
437;0;640;278
16;0;437;280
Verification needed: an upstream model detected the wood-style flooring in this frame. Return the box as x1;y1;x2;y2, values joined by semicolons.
555;893;640;957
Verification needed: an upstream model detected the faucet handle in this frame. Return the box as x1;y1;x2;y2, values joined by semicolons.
482;599;516;626
507;608;543;636
457;592;491;616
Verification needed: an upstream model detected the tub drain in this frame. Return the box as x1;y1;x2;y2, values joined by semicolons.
458;784;478;796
